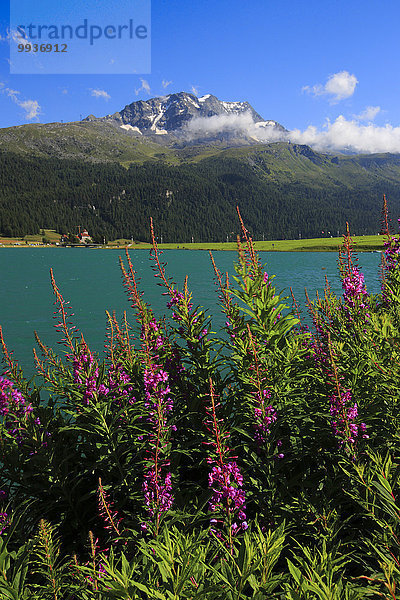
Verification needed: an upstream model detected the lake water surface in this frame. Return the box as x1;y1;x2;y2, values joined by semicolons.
0;249;382;376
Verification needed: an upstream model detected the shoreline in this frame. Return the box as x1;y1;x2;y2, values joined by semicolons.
0;235;385;253
0;245;385;252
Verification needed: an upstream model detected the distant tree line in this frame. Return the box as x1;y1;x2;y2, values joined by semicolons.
1;150;399;242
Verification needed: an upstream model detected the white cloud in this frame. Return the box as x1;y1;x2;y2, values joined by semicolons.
289;116;400;153
18;99;40;119
4;88;20;100
191;85;199;96
162;79;172;89
184;111;400;154
303;70;358;102
9;29;30;47
91;88;110;100
186;112;258;137
0;84;41;120
135;78;151;95
354;105;381;121
1;28;30;46
325;71;358;100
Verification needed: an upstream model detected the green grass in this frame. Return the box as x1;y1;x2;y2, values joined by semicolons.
24;229;61;243
254;234;385;252
1;232;386;251
106;238;135;246
131;235;385;252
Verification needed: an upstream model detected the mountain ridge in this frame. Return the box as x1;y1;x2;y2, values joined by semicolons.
82;91;286;143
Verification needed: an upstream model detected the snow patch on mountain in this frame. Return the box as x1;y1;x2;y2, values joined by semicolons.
150;107;165;131
120;124;142;134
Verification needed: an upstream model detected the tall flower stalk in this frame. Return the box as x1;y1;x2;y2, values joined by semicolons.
72;342;102;404
97;477;123;540
0;489;10;536
380;195;400;306
204;379;247;552
141;321;174;534
246;326;282;457
119;245;176;534
327;333;368;453
338;223;368;315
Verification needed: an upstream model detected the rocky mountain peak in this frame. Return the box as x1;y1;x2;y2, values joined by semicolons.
84;91;285;141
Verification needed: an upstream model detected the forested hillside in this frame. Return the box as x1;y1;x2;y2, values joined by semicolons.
2;143;400;242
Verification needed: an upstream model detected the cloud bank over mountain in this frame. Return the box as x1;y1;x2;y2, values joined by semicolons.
289;116;400;154
185;111;400;154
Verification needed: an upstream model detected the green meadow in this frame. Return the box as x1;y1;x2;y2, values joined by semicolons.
132;234;384;252
0;231;385;252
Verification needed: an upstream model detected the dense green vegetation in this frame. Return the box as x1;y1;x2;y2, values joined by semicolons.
1;209;400;597
3;140;400;243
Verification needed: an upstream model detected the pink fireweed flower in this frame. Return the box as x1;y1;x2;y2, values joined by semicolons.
253;390;277;445
142;357;174;525
205;379;247;540
329;388;368;446
253;390;283;458
141;319;164;352
0;511;10;535
0;376;37;444
73;346;135;406
72;347;100;404
381;235;400;304
166;288;194;324
225;318;238;340
166;290;184;309
383;235;400;275
208;461;247;533
338;224;369;316
106;363;135;406
143;469;173;517
143;367;173;423
342;267;368;309
308;316;330;370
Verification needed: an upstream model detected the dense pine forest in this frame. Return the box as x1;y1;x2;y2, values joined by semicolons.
2;148;400;242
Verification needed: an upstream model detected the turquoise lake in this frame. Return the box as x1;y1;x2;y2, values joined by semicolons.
0;249;382;377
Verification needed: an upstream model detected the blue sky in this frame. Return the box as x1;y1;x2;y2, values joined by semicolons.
1;0;400;152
